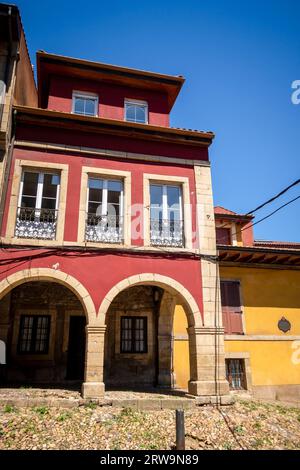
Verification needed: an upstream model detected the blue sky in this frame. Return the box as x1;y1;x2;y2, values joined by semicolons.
16;0;300;241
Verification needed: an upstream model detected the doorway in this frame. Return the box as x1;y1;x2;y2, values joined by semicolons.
66;316;86;380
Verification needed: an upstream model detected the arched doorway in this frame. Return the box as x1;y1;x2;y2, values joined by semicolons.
0;281;86;384
101;274;202;392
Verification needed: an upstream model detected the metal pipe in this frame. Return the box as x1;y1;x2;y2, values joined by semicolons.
175;409;185;450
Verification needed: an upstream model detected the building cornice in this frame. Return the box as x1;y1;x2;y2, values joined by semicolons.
218;244;300;268
14;140;211;167
13;105;214;149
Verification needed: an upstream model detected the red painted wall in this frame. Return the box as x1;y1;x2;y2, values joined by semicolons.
47;76;170;127
0;249;204;320
2;147;198;246
241;221;254;246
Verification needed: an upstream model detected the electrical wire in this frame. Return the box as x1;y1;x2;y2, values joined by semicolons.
245;178;300;215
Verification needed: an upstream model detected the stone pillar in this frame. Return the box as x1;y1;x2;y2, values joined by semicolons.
192;163;231;402
81;325;106;399
157;291;176;387
188;326;229;397
157;333;175;387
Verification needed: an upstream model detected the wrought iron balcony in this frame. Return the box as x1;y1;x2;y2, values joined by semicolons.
85;213;123;243
150;219;184;248
15;207;58;240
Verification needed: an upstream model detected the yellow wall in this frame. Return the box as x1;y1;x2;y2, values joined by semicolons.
173;267;300;390
220;266;300;335
173;305;189;389
221;266;300;387
225;341;300;385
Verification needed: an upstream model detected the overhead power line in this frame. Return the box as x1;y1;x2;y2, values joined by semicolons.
242;194;300;233
245;178;300;216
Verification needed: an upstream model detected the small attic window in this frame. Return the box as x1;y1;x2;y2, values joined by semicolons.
125;99;148;124
72;91;98;116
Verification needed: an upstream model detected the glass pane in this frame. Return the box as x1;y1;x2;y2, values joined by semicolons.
42;173;59;199
108;180;122;192
135;106;146;123
107;187;122;205
167;186;180;208
41;198;56;210
125;105;135;122
85;98;96;116
88;202;102;215
150;185;163;206
22;172;38;197
20;196;36;208
89;188;102;203
74;97;85;114
107;203;120;219
88;178;103;190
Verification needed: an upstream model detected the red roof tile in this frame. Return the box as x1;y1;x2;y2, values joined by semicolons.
254;240;300;250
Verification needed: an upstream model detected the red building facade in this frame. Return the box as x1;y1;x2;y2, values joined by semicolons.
0;52;229;401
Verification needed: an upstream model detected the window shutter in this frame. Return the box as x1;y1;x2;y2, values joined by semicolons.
220;281;243;334
216;227;231;245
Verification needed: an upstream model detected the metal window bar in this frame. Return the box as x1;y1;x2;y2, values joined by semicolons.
85;213;123;243
150;218;184;247
15;207;58;240
226;359;246;390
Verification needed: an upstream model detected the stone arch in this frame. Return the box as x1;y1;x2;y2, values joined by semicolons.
0;268;97;326
99;273;203;392
98;273;203;327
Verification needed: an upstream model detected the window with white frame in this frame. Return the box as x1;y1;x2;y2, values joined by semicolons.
16;171;60;240
86;177;124;243
72;91;98;116
150;184;184;247
124;99;148;124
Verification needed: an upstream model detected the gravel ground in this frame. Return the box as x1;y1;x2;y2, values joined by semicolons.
0;399;300;450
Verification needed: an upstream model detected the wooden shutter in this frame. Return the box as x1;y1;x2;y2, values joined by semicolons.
220;281;243;334
216;227;231;245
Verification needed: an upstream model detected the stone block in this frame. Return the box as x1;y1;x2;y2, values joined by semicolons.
82;381;105;399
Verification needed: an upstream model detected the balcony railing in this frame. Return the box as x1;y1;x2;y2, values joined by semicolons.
150;219;184;248
85;213;123;243
15;207;58;240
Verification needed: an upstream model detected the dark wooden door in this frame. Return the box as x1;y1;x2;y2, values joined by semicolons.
66;316;86;380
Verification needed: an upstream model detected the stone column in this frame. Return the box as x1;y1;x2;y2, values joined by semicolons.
157;292;176;387
188;326;229;398
157;333;175;387
82;325;106;399
192;163;231;403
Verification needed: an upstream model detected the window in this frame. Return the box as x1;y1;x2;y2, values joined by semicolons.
220;280;244;334
216;227;232;245
72;91;98;116
16;171;60;239
120;316;147;353
18;315;51;354
150;184;183;247
125;99;148;124
226;359;246;390
85;177;124;243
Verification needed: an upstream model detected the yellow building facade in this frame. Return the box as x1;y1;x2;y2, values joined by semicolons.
173;208;300;403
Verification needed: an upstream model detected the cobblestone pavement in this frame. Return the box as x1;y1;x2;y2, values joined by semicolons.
0;393;299;450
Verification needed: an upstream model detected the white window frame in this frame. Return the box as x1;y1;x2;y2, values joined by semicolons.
72;90;99;117
150;183;183;221
124;98;148;124
18;170;60;214
86;177;124;217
